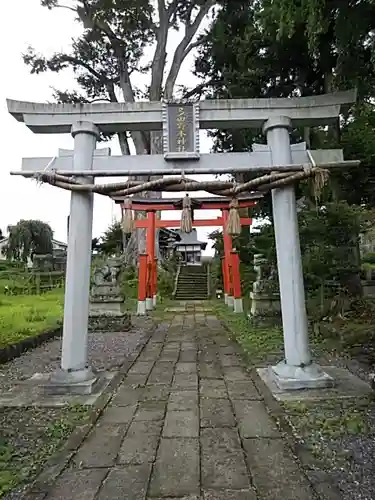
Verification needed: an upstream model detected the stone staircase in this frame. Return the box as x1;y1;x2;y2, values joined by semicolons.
174;264;209;301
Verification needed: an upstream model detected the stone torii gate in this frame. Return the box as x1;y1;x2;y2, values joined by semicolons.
7;90;358;394
119;196;258;315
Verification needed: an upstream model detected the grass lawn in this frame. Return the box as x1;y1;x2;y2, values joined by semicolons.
212;300;285;365
0;290;64;349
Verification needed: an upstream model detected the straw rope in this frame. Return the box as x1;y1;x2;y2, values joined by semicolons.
30;166;330;199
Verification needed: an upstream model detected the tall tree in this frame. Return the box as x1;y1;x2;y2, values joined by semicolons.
97;220;125;256
6;220;54;263
195;0;375;212
25;0;217;259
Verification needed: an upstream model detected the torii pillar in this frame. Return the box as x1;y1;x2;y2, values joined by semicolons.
55;122;99;391
262;116;333;390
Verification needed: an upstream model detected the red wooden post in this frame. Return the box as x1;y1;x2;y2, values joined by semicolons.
137;253;147;315
231;249;243;313
152;258;158;306
146;211;156;310
222;209;234;307
221;256;228;302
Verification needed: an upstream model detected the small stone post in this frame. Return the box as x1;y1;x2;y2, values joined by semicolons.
262;116;332;389
231;249;243;313
137;253;147;315
59;121;99;388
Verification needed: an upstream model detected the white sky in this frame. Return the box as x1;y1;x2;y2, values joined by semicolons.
0;0;222;254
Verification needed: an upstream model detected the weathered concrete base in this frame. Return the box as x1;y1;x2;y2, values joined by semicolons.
257;365;373;401
269;361;334;391
39;368;100;395
224;293;228;305
137;300;147;316
227;295;234;308
233;297;243;313
0;371;116;407
146;297;153;311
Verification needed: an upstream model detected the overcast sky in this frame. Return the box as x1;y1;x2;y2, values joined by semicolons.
0;0;221;253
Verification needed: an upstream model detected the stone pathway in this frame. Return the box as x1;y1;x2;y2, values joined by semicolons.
38;310;320;500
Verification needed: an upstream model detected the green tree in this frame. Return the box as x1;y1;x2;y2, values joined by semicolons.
195;0;375;211
96;221;124;256
25;0;217;261
5;220;54;263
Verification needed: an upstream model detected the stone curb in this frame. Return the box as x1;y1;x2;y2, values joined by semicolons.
0;327;62;365
219;316;343;500
19;322;156;500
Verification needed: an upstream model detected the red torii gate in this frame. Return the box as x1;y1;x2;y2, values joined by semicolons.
120;196;257;314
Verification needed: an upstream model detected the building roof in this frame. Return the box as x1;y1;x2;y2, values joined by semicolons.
173;230;207;249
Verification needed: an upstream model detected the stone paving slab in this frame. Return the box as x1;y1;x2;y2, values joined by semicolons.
96;464;152;500
73;424;126;468
149;438;200;497
35;307;337;500
201;428;250;489
243;438;315;499
200;397;236;428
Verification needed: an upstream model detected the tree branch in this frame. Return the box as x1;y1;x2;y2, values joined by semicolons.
76;2;148;154
149;0;173;100
164;0;216;98
181;80;213;99
183;35;208;59
41;0;76;12
167;0;179;21
105;81;131;155
57;54;103;80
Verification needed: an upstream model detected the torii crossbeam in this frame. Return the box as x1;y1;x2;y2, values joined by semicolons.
7;90;358;396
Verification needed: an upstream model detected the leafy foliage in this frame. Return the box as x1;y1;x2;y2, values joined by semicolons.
5;220;53;263
25;0;217;156
95;220;125;256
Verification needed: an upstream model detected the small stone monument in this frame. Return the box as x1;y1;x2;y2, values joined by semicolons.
89;258;131;331
250;254;281;317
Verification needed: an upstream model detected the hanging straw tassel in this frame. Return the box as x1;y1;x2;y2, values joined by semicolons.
310;167;330;201
122;197;135;234
180;194;193;233
227;198;241;236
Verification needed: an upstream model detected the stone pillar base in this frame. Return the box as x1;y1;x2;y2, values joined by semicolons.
35;367;99;396
233;298;243;313
227;296;234;308
224;293;228;305
268;360;334;391
153;295;157;307
137;301;147;316
146;298;153;311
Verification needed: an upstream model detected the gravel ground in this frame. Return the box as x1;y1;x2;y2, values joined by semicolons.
0;316;154;498
0;316;154;392
332;434;375;500
285;396;375;500
319;405;375;500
